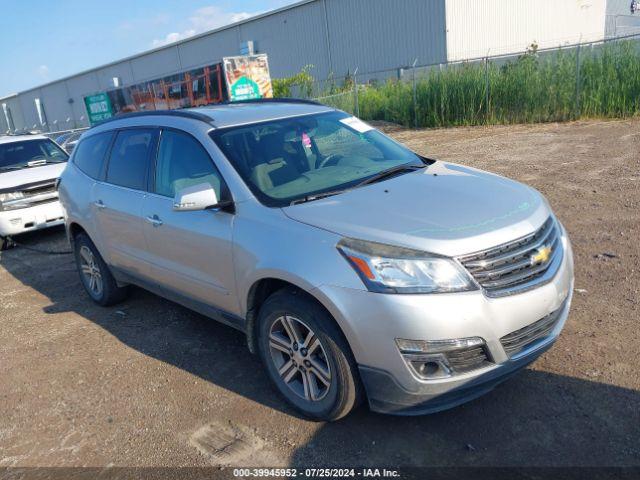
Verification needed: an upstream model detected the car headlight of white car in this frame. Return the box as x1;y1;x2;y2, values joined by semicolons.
0;191;27;211
337;237;477;294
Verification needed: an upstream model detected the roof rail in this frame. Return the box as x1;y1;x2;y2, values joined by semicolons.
214;97;324;107
91;109;214;128
90;99;329;129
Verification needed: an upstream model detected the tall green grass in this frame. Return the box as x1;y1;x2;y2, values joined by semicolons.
324;41;640;128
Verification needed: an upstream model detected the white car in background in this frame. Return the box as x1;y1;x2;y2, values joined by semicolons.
0;134;69;250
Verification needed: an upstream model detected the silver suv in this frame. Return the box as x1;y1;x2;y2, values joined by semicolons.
58;100;574;420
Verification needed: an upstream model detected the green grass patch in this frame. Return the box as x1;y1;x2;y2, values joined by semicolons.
292;41;640;128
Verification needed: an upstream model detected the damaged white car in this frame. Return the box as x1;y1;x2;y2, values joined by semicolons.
0;134;68;250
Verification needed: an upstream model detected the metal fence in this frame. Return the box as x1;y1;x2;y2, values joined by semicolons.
41;127;89;142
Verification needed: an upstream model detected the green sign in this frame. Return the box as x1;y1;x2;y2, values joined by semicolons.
223;54;273;102
84;93;113;125
230;76;261;101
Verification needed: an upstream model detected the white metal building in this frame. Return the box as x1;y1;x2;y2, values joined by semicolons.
446;0;607;61
2;0;638;133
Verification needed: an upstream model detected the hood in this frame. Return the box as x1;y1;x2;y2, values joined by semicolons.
282;161;551;257
0;163;67;191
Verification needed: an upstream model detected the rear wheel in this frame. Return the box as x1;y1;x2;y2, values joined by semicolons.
74;233;128;306
257;288;362;421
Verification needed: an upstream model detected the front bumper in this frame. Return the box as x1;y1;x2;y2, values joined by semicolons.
314;233;574;415
359;338;555;415
0;201;65;237
358;307;565;415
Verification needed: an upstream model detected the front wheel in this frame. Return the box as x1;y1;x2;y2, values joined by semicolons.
74;233;128;306
257;288;363;421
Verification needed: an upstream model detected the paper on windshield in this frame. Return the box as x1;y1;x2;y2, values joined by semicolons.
340;116;373;133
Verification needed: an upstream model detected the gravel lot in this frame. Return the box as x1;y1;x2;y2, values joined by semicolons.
0;119;638;469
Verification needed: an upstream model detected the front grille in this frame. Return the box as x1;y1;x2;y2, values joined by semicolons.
446;345;492;373
500;300;566;358
457;217;563;297
21;181;56;197
19;181;58;207
25;196;58;207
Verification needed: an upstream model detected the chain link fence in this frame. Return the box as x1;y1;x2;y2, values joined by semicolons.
301;32;640;129
41;127;89;141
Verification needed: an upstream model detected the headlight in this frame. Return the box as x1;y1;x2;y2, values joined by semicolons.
0;192;27;211
337;238;477;294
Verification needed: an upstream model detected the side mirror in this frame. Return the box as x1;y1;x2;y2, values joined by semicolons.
173;183;220;211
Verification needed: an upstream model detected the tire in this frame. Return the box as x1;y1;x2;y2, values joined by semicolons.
0;236;9;251
257;287;363;421
73;233;128;306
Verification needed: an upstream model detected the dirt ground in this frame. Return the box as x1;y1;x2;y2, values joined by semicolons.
0;119;638;470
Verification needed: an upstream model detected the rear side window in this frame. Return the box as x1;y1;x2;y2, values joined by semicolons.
106;129;155;190
73;132;113;179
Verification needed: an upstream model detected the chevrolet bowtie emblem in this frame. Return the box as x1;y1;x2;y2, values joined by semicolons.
531;245;552;265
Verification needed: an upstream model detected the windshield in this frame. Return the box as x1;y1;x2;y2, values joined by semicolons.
0;139;69;171
210;111;425;207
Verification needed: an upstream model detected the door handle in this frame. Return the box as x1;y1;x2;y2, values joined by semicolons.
94;200;106;210
145;215;163;227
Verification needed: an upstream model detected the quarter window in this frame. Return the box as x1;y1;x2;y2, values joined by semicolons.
154;130;223;199
73;132;113;179
106;129;155;190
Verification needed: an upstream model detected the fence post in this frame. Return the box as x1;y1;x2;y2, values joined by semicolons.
575;43;582;119
353;67;359;117
484;56;490;123
412;58;418;129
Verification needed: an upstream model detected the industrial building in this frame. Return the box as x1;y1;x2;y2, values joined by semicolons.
2;0;639;133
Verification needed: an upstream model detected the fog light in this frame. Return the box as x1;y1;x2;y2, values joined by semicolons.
408;353;452;379
419;361;441;376
396;337;489;380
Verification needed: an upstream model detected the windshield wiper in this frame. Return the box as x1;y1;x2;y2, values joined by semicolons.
0;165;25;172
289;163;427;206
355;163;426;188
27;159;48;167
290;189;347;205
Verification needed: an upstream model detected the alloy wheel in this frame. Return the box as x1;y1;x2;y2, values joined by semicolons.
268;315;332;402
79;245;103;297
